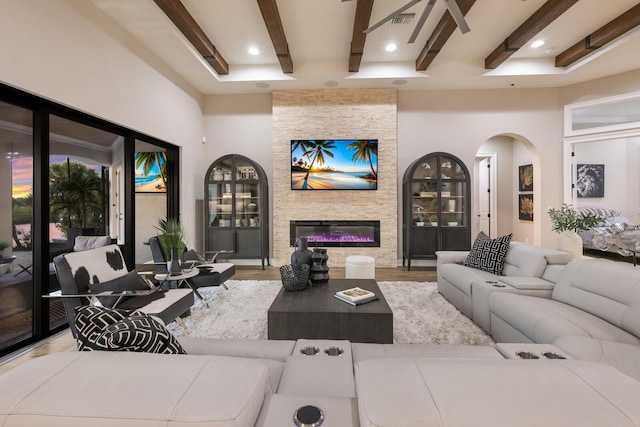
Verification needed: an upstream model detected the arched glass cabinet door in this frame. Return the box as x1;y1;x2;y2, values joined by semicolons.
204;154;269;268
403;152;470;269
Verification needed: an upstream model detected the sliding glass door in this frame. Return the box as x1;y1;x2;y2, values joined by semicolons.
0;101;34;350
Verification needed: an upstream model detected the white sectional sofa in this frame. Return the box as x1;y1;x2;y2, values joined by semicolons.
490;257;640;380
3;338;640;426
437;241;572;330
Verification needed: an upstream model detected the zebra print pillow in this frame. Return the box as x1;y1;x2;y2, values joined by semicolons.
74;306;185;354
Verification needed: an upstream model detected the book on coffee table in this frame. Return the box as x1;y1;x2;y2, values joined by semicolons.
334;287;378;306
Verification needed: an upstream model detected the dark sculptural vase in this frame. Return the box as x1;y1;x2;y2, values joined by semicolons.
310;248;329;286
291;237;313;267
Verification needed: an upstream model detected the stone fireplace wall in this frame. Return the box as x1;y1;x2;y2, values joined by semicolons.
272;89;398;267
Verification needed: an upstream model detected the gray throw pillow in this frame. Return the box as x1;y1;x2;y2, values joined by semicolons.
88;270;149;307
464;232;512;275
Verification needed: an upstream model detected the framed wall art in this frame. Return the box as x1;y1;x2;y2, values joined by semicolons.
518;164;533;192
518;194;533;221
576;164;604;198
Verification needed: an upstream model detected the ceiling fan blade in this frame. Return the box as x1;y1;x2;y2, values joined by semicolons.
364;0;423;34
444;0;470;33
408;0;436;43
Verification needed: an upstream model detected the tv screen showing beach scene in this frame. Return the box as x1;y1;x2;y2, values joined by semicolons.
135;152;167;193
291;139;378;190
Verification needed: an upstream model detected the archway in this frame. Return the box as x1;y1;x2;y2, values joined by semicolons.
474;134;541;245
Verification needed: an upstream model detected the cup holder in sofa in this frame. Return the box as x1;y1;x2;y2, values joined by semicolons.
300;346;320;356
515;351;539;359
323;346;344;356
542;351;566;360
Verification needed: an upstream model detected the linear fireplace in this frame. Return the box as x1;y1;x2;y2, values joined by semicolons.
290;220;380;248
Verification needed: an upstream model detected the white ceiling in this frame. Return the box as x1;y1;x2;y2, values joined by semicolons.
86;0;640;95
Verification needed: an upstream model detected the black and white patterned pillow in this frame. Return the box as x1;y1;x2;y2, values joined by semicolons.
464;232;512;275
74;305;131;351
74;306;185;354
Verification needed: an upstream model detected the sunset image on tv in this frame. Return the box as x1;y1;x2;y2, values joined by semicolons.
291;139;378;190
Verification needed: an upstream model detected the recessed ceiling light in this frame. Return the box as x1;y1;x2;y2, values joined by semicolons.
530;40;544;48
248;47;260;56
385;43;397;52
392;79;408;86
255;82;270;89
324;80;339;87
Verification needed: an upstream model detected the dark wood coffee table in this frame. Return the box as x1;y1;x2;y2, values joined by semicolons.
267;279;393;343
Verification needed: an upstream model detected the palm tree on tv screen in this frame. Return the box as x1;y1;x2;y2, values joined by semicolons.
135;152;167;189
347;140;378;179
301;140;336;189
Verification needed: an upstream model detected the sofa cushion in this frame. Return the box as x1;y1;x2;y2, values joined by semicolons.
0;351;271;427
355;358;640;426
552;259;640;339
74;306;186;354
464;233;512;275
91;313;186;354
74;305;130;351
490;292;640;345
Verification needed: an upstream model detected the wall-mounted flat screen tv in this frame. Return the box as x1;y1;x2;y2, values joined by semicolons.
291;139;378;190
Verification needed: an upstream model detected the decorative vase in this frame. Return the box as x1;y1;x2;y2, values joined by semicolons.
167;247;182;273
557;231;583;259
291;237;313;267
310;248;329;286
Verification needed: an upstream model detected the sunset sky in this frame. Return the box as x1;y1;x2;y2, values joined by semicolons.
11;155;101;198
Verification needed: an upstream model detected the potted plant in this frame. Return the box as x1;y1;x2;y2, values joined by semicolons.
154;219;187;273
429;215;438;226
413;215;425;227
419;182;437;197
548;203;606;258
0;240;9;258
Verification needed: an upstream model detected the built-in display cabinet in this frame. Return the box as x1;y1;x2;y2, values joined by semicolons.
204;154;269;268
402;152;471;269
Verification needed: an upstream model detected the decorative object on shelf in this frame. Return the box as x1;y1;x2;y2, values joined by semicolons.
548;203;607;258
247;202;257;212
291;237;313;267
429;215;438;226
576;164;605;198
419;182;437;197
309;248;329;286
154;218;187;274
448;199;456;212
212;167;223;181
279;264;310;291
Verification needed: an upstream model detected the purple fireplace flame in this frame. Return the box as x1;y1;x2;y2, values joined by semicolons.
290;220;380;247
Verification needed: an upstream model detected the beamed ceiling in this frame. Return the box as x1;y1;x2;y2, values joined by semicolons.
84;0;640;94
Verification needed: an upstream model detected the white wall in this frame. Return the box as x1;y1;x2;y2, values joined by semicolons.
398;89;563;248
0;0;205;259
575;139;640;223
201;94;273;255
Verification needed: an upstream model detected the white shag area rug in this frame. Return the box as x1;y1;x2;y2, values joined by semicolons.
166;280;494;345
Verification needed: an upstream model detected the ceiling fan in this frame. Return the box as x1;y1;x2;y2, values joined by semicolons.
343;0;470;43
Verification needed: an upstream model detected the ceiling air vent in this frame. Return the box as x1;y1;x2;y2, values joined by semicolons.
391;13;415;25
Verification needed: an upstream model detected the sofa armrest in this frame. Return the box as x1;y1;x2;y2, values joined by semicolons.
553;335;640;381
435;251;469;266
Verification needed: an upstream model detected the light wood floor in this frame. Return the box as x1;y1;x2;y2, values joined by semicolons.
0;266;435;375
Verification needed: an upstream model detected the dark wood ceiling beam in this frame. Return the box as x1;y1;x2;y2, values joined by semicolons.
555;3;640;67
257;0;293;74
416;0;476;71
153;0;229;75
484;0;579;70
349;0;375;72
